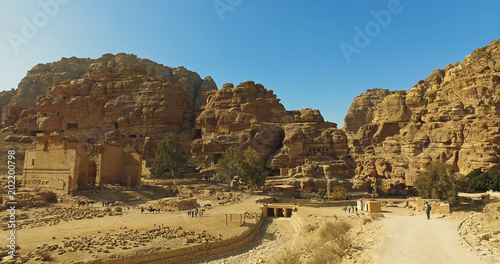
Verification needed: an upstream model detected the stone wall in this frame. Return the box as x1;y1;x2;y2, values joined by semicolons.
23;133;142;194
409;198;451;214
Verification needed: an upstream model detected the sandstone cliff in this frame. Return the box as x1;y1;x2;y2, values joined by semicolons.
0;89;17;123
4;53;217;155
192;81;355;187
344;39;500;188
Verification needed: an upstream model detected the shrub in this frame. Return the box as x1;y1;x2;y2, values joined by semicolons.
466;169;500;192
414;162;467;203
271;248;301;264
114;206;123;213
330;187;348;200
35;249;52;261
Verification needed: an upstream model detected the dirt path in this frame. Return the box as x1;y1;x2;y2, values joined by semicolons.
362;208;486;264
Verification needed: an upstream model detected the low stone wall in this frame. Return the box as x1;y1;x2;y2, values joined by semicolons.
408;198;451;214
294;200;357;207
94;214;265;264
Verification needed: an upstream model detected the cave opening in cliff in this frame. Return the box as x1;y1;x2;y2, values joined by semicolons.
213;154;222;164
29;130;43;136
194;129;202;139
67;123;79;130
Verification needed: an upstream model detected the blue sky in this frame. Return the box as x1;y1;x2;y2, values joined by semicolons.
1;1;499;127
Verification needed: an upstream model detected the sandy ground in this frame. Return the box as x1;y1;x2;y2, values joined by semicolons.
0;193;263;263
197;206;490;264
352;208;486;264
2;194;498;264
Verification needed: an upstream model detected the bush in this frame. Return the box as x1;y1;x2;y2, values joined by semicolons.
114;206;123;213
35;249;52;261
39;191;58;203
272;220;352;264
414;162;467;204
330;187;348;200
271;248;301;264
370;213;385;220
466;169;500;192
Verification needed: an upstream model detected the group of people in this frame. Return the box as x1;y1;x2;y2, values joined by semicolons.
343;205;358;213
187;208;204;217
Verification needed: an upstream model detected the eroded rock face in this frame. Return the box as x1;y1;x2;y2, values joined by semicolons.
3;57;92;126
6;53;216;155
0;89;17;125
192;81;355;186
345;39;500;187
344;88;390;133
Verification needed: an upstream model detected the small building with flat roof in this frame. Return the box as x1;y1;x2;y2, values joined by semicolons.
357;198;382;212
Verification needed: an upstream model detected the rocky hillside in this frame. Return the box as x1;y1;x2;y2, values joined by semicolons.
191;81;354;182
2;54;354;189
2;53;217;155
344;39;500;188
3;40;499;193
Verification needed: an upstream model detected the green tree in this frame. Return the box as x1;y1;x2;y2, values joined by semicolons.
123;144;136;154
317;188;327;200
330;186;348;200
467;169;500;192
150;133;187;178
215;146;242;184
414;162;468;204
373;176;386;198
236;147;267;194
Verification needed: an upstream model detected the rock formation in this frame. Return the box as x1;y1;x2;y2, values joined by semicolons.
4;53;217;155
0;89;17;123
4;54;354;191
344;39;500;189
6;39;500;194
192;81;355;188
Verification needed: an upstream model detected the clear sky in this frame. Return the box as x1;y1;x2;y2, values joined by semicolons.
1;1;499;127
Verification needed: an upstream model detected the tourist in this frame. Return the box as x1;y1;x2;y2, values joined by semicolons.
348;206;351;213
343;206;347;213
141;207;144;214
424;201;432;220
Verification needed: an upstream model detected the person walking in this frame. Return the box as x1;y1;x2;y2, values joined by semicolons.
424;201;432;219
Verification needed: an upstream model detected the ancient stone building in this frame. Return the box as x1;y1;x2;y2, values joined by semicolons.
22;133;142;194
